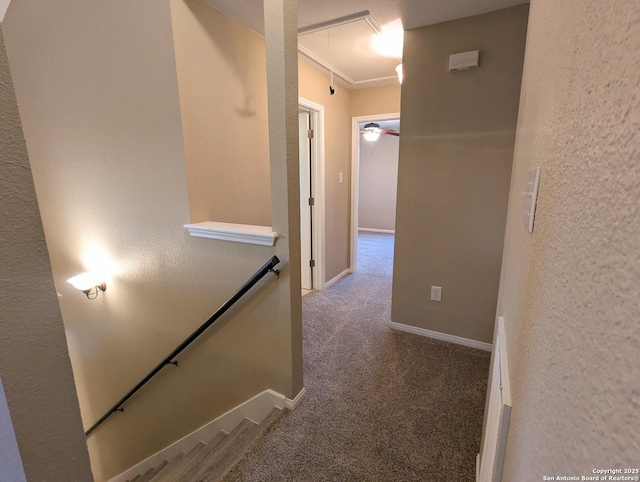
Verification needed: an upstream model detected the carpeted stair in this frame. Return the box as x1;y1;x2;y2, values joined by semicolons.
127;408;281;482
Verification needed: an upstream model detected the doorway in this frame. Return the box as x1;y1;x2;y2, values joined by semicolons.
299;97;326;292
350;113;401;273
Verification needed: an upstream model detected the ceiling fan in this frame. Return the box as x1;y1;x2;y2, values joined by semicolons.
361;122;399;142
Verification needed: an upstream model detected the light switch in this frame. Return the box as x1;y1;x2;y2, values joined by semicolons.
522;167;540;233
339;172;344;183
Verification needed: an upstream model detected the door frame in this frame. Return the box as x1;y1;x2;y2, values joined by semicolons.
299;97;326;290
350;112;401;273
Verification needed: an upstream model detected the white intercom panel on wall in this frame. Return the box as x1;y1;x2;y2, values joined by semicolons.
449;50;479;72
522;167;541;233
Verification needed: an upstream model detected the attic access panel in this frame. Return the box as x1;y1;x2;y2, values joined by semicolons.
298;11;400;88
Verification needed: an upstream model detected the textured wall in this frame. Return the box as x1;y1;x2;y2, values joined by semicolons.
170;0;272;226
349;83;401;118
264;0;303;397
298;59;351;281
3;1;300;480
358;134;399;231
0;25;93;481
297;63;402;280
350;83;401;233
392;6;529;344
497;0;640;477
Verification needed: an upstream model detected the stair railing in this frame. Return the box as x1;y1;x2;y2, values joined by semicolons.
85;256;281;437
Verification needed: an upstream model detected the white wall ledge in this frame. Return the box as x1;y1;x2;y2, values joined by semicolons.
184;221;277;246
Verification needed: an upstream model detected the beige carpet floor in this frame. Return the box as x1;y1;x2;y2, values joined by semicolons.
223;233;490;481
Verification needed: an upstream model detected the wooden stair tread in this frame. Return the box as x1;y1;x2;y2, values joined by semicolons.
176;430;231;481
149;452;185;481
152;442;206;482
197;409;282;482
129;409;282;482
186;419;257;481
137;460;168;482
208;408;282;481
258;408;283;431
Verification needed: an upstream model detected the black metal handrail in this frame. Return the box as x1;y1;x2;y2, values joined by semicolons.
85;256;281;437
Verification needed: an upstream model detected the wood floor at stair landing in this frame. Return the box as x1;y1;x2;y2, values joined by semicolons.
125;408;282;482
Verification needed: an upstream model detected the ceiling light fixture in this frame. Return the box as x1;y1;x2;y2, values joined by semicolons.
363;131;381;142
396;64;403;84
68;273;106;300
362;122;382;142
369;19;404;59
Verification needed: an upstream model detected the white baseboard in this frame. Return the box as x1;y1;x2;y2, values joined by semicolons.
284;387;306;410
108;387;306;482
358;227;395;234
388;320;492;352
324;268;350;289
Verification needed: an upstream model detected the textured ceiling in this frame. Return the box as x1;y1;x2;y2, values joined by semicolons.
298;13;402;88
204;0;529;34
204;0;530;88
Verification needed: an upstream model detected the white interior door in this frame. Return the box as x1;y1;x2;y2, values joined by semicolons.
299;110;313;289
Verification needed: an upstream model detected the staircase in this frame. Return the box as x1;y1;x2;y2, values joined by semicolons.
127;408;281;482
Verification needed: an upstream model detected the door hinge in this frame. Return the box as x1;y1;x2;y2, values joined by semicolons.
309;259;316;268
307;129;314;139
308;197;315;206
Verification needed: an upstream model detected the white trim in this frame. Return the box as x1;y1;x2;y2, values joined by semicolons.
478;316;511;481
358;227;395;234
298;45;355;85
297;11;400;90
298;10;383;36
299;97;326;290
324;268;351;289
497;317;511;406
284;387;307;410
297;46;397;88
388;320;492;352
108;388;306;482
184;222;277;246
351;113;400;273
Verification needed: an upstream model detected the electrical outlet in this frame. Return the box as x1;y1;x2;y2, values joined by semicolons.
431;286;442;302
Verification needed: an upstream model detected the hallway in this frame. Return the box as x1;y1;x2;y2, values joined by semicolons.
224;233;491;481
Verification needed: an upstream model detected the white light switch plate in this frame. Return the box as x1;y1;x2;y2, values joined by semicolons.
522;167;540;233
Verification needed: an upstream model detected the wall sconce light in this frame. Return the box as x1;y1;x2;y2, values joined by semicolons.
68;273;106;300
